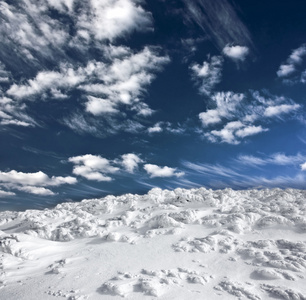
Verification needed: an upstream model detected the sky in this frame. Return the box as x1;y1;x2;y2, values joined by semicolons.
1;0;306;210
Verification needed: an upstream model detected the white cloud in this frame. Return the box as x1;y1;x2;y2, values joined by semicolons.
85;96;119;115
236;155;266;166
121;153;143;173
0;190;15;197
0;170;76;196
16;186;55;196
46;0;75;13
182;160;242;178
148;123;163;133
131;103;155;116
0;62;11;83
208;121;244;144
0;170;76;187
144;164;184;178
62;113;100;136
301;162;306;171
6;46;169;132
7;64;86;99
277;64;296;77
222;44;249;62
147;122;186;135
207;121;267;144
237;153;306;166
76;0;153;42
199;91;244;126
277;44;306;79
69;154;119;181
0;0;153;67
0;1;70;66
199;90;301;144
264;104;300;117
182;0;254;51
0;97;37;127
235;125;267;138
0;0;165;133
190;56;223;95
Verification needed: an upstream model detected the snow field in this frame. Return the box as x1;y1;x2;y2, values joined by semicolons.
0;187;306;299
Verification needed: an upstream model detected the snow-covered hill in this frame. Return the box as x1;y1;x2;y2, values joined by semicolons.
1;187;306;299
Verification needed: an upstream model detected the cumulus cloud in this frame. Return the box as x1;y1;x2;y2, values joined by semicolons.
144;164;185;178
121;153;143;173
222;44;249;62
277;44;306;80
69;154;119;181
16;186;55;196
0;170;76;187
190;56;223;95
0;170;76;195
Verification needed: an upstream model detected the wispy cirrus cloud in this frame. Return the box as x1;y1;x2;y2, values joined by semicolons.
182;0;254;52
182;151;306;189
237;153;306;167
182;160;242;178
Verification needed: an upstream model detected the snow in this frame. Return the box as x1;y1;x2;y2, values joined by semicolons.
0;187;306;299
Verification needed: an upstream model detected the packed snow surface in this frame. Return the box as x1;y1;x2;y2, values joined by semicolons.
0;187;306;299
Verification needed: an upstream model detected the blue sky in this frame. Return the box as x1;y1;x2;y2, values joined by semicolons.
1;0;306;210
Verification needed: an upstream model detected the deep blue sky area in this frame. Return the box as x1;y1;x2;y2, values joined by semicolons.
1;0;306;210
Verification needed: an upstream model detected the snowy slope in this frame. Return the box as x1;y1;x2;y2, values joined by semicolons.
0;187;306;299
